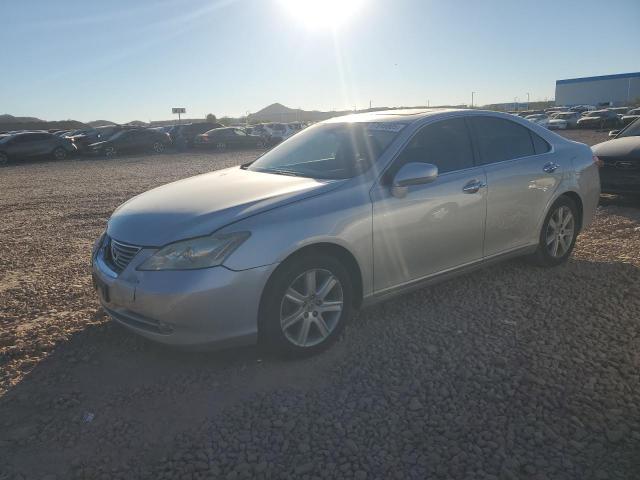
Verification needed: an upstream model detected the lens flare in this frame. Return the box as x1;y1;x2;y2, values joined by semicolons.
278;0;366;29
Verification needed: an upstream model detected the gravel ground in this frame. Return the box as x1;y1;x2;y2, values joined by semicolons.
1;134;639;479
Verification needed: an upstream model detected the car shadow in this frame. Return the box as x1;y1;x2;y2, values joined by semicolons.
1;257;638;478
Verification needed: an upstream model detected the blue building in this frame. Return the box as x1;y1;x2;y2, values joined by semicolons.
555;72;640;107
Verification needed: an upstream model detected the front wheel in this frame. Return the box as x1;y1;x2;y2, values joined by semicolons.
0;152;8;166
216;142;227;150
530;196;579;267
52;147;67;161
152;142;165;153
260;254;354;357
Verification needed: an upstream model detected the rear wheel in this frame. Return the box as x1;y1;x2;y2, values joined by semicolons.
216;142;227;150
530;196;579;267
260;254;354;357
105;146;117;158
0;152;8;166
52;147;67;161
152;142;165;153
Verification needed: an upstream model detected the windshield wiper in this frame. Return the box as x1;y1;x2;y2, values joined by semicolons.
261;168;307;177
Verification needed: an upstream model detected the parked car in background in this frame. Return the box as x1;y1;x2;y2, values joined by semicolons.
576;110;621;129
194;127;265;150
607;117;640;140
0;131;77;165
169;122;223;149
53;130;72;137
548;111;581;130
570;105;597;113
92;109;600;355
263;123;296;145
592;118;640;195
620;108;640;126
525;114;549;128
89;128;171;157
150;125;175;134
66;128;102;151
608;107;631;116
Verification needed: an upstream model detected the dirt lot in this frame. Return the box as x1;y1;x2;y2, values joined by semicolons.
1;131;639;479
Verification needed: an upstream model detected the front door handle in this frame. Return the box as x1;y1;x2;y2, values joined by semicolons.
543;161;560;173
462;180;487;194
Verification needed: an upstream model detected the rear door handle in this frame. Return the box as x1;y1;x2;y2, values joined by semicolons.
543;162;560;173
462;180;487;194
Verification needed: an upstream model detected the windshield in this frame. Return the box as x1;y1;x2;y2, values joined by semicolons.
247;122;404;179
617;118;640;138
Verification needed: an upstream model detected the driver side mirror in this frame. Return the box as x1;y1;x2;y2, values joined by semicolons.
391;162;438;198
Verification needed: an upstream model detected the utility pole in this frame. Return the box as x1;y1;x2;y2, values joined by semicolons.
514;97;519;111
471;91;475;108
526;92;530;110
427;99;430;107
369;100;372;109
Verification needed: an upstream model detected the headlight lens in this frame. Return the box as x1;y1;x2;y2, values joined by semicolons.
138;232;250;271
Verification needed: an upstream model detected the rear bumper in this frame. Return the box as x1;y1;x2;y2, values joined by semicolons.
92;242;277;348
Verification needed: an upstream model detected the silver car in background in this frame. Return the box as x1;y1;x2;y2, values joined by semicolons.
92;109;600;356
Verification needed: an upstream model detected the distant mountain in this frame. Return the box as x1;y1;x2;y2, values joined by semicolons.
87;120;117;127
249;103;349;123
0;114;45;124
0;114;87;133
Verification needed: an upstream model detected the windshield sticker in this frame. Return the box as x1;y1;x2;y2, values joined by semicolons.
364;122;407;133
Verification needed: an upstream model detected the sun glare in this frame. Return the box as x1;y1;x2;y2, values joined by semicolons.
278;0;366;30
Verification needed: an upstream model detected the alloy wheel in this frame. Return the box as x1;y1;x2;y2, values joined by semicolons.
280;268;344;348
53;148;66;160
105;146;116;158
216;142;226;150
545;205;575;258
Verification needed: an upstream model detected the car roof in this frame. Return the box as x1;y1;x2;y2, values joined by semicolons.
323;108;468;125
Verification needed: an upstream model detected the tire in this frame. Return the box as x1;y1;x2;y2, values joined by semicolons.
0;152;8;166
216;142;227;150
105;146;117;158
256;140;265;149
152;142;165;153
260;253;354;357
530;196;579;267
52;147;67;161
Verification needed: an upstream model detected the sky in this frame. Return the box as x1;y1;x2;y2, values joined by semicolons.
1;0;639;123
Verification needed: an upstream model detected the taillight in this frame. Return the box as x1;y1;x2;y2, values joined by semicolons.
593;154;603;167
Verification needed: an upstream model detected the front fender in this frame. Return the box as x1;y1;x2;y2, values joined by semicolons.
219;182;374;297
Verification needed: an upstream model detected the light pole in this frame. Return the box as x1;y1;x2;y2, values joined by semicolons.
526;92;530;110
514;97;519;111
471;91;475;108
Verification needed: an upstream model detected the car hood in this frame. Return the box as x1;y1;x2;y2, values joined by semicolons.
592;137;640;159
107;167;344;246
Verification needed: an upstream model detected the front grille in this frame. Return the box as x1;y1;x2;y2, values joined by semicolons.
106;237;141;273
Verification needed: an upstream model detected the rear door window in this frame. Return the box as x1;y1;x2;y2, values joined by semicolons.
469;117;536;164
531;132;551;154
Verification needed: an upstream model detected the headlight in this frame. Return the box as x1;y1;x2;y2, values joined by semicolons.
137;232;250;271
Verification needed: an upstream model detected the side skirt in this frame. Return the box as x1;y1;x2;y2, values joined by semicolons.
362;244;537;308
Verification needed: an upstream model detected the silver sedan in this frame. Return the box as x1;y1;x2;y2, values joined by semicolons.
92;109;600;356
